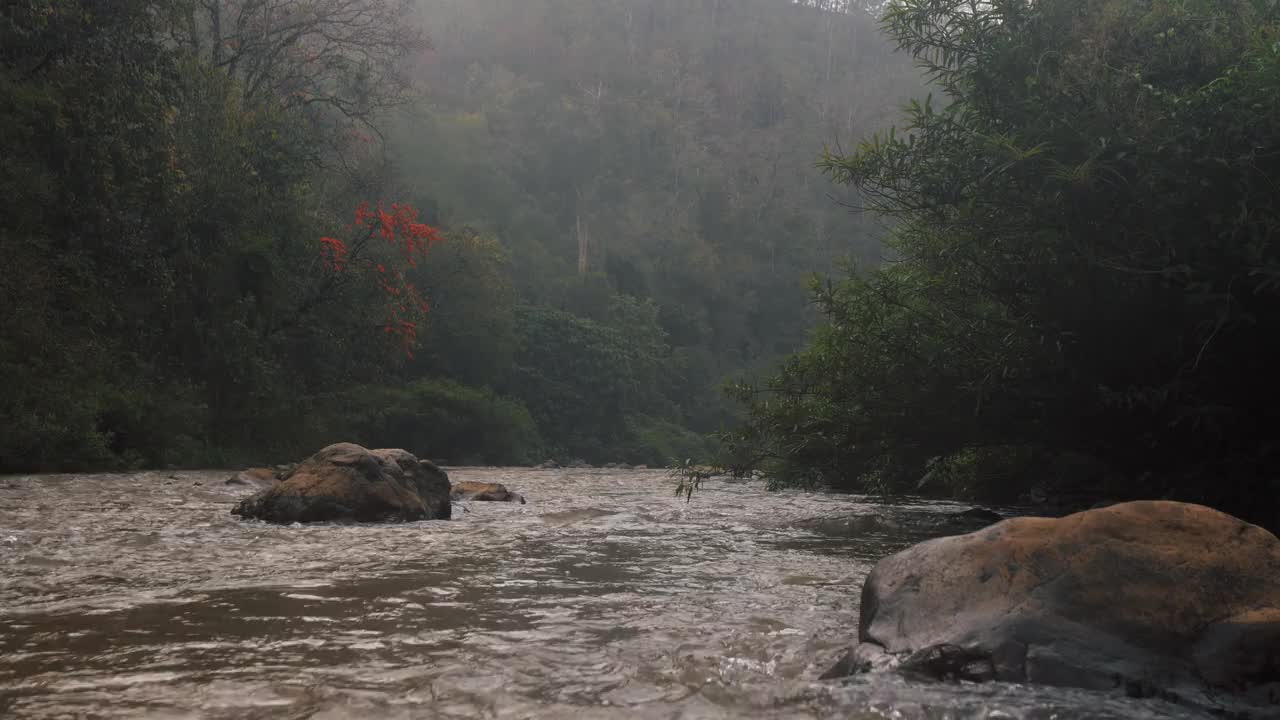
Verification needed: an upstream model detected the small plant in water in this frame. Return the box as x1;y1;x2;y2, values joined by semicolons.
671;458;718;502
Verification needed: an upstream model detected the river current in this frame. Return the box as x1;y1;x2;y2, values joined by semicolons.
0;468;1211;719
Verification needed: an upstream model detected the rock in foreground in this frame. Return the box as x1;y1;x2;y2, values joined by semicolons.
232;443;451;523
827;501;1280;715
450;480;525;504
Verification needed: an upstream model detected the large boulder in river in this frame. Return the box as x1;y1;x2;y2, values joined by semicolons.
826;501;1280;715
232;443;451;523
450;480;525;504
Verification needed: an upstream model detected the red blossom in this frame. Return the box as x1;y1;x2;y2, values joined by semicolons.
318;236;348;271
319;201;442;357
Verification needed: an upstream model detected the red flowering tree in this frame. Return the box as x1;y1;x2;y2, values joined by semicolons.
316;201;442;356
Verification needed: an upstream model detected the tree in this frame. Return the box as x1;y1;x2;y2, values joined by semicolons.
406;227;518;386
177;0;422;114
504;299;669;462
173;0;426;178
0;0;441;469
728;0;1280;530
0;0;204;468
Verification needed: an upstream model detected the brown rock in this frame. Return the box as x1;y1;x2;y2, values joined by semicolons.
450;480;525;504
231;443;451;524
828;501;1280;715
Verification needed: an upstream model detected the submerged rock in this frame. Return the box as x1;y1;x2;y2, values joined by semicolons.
795;514;894;537
225;467;279;489
943;507;1004;528
450;480;526;504
793;507;1004;540
826;501;1280;715
232;443;451;524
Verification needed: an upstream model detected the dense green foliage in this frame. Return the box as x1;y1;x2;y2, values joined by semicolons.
0;0;453;470
318;379;543;466
0;0;914;470
728;0;1280;529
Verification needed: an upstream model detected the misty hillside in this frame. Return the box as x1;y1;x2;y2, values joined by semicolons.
0;0;917;470
387;0;920;453
406;0;912;317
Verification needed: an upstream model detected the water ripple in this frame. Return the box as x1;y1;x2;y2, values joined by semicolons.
0;468;1209;719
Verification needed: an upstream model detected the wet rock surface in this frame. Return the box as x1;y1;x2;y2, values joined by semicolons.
231;443;451;524
828;500;1280;716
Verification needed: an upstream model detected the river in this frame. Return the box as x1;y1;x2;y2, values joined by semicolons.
0;468;1211;719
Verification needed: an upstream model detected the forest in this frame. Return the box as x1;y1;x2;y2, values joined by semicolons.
3;0;1278;532
0;0;915;470
725;0;1280;531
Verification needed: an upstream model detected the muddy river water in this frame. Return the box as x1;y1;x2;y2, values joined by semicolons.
0;468;1210;718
